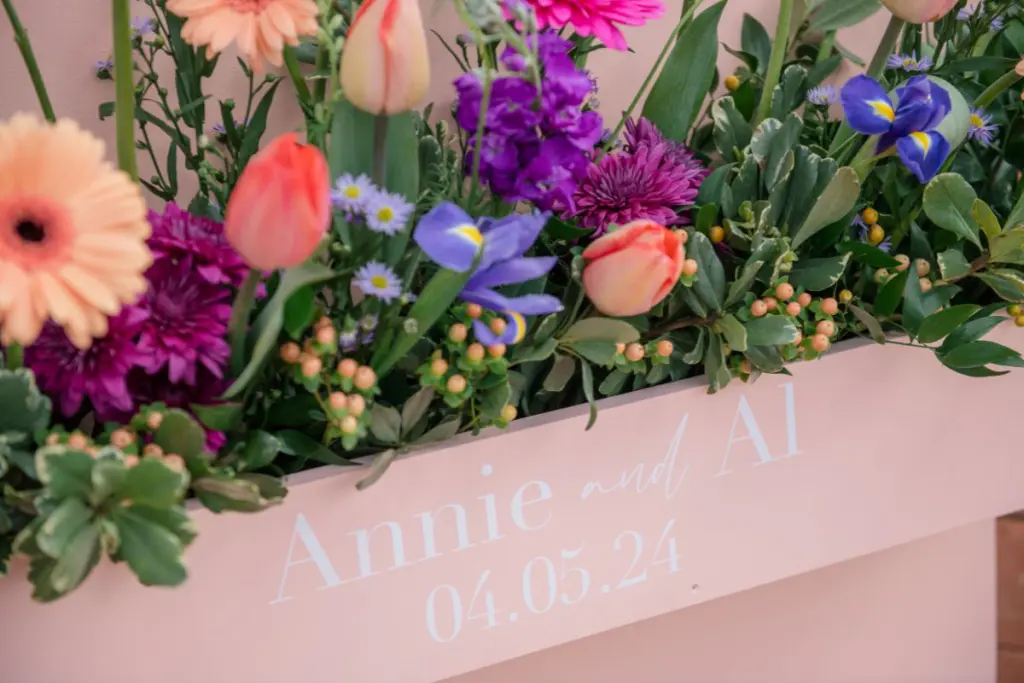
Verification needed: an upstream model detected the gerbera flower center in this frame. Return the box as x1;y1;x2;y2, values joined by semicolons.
16;220;45;244
226;0;273;12
0;195;73;268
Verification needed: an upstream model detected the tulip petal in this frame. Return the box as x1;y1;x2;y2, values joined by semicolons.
413;202;482;273
896;131;950;183
582;248;668;317
582;220;661;260
840;75;896;136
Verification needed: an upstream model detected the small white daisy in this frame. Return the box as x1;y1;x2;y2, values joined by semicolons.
364;190;414;236
354;262;402;302
331;173;374;214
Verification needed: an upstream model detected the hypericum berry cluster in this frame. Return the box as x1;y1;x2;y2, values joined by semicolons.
416;304;517;430
279;316;380;450
613;339;674;370
873;253;935;292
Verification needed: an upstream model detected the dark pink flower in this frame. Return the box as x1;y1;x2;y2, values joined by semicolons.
148;203;249;289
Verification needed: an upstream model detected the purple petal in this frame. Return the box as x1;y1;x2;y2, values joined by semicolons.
467;256;558;290
840;75;895;136
413;202;482;273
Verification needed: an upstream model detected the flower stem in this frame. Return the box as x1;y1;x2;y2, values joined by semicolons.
229;268;261;377
5;342;23;371
753;0;795;127
866;14;905;81
815;31;836;65
975;68;1023;109
1;0;56;122
112;0;138;181
372;114;388;189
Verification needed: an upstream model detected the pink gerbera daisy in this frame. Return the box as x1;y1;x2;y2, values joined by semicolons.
519;0;665;51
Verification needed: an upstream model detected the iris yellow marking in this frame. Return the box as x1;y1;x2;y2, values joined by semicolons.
910;132;931;152
452;224;484;245
869;100;895;122
509;311;527;343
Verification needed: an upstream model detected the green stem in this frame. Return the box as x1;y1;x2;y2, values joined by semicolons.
372;114;388;189
1;0;56;122
866;14;905;81
5;342;23;370
229;269;261;377
599;0;704;155
112;0;138;181
975;68;1023;109
753;0;795;126
816;31;836;65
283;45;312;107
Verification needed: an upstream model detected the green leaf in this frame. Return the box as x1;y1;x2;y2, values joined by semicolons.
704;333;731;393
839;242;901;268
788;252;851;291
401;387;435;434
711;96;753;162
36;498;93;559
0;367;52;435
696;163;734;205
717;314;748;353
384;112;420;264
940;314;1005;352
941;340;1022;369
937;249;971;280
236;473;287;505
744;316;799;346
236;82;280;166
329;95;374;182
989;227;1024;265
570;339;619;365
511;338;558;364
224;263;337;398
190;402;243;432
127;505;196;547
976;269;1024;302
681;327;707;364
356;450;399;491
111;508;188;586
744;344;786;372
916;305;981;344
37;449;94;499
599;369;630;396
91;459;128;502
973;199;1002;243
239;430;281;471
809;0;882;31
791;167;860;249
641;0;727;143
873;270;909;318
689;231;726;311
560;318;640;344
848;304;886;343
478;379;511;425
740;13;771;72
48;521;101;595
543;354;576;393
153;409;207;460
725;259;765;308
902;268;928;338
282;285;317;340
695;203;718;234
276;429;355;466
412;418;460;446
374;267;474;377
922;173;981;247
579;360;599;431
117;458;189;508
369;404;402;445
193;476;274;513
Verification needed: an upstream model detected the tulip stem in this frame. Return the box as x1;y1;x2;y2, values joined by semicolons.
975;69;1023;110
1;0;56;123
866;14;905;81
4;342;23;370
112;0;139;181
372;115;388;189
753;0;795;127
229;268;262;377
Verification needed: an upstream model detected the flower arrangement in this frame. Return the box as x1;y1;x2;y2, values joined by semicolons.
1;0;1024;601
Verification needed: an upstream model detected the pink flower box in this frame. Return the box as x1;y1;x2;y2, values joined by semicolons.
2;328;1021;682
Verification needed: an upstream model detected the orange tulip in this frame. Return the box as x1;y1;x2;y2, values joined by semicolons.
582;220;685;317
879;0;957;23
339;0;430;115
224;133;330;271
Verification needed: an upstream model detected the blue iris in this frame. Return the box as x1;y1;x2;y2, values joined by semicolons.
840;74;952;183
413;202;564;345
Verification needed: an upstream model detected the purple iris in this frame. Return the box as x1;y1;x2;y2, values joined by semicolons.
840;74;952;183
413;202;564;345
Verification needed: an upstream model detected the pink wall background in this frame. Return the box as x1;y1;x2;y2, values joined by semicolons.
0;0;891;204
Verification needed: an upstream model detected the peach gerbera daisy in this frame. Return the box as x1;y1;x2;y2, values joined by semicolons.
0;114;152;350
167;0;320;70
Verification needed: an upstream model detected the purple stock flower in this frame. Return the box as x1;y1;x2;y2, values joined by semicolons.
147;203;250;289
135;260;233;386
453;31;603;211
25;307;150;421
568;118;708;235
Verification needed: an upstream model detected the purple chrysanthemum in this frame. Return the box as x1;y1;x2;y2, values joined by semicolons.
147;203;249;289
24;307;150;421
453;31;603;211
569;118;708;234
135;260;233;386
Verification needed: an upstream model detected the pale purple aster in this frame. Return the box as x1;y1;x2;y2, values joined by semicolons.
331;173;375;215
806;85;838;106
339;329;359;352
887;52;932;72
131;17;155;39
568;118;708;234
354;262;402;302
969;107;999;146
359;313;379;331
135;260;233;386
212;119;245;141
991;17;1004;31
147;203;250;289
958;3;979;20
24;307;150;421
94;57;114;75
364;189;414;235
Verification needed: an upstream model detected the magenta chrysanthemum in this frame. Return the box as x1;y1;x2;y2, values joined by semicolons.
569;118;708;234
147;203;249;288
24;307;150;421
520;0;664;51
136;260;233;386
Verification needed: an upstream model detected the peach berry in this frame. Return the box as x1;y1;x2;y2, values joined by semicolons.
775;282;794;301
750;300;769;317
821;297;839;315
280;342;301;364
625;343;645;362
